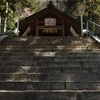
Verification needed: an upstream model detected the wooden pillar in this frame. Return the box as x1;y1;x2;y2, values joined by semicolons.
62;20;65;36
36;19;38;36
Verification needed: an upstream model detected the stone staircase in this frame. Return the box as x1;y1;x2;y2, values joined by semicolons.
0;36;100;100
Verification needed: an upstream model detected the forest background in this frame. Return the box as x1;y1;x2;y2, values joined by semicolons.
0;0;100;35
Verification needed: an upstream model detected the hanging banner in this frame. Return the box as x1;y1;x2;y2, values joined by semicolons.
45;18;56;26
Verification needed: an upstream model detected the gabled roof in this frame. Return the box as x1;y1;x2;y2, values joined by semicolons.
26;2;73;22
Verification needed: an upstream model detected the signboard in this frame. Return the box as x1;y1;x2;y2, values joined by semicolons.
45;18;56;26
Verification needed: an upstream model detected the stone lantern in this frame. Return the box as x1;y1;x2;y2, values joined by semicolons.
76;3;87;36
14;2;23;36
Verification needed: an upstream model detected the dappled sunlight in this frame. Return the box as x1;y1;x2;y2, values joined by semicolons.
17;38;28;42
20;66;32;73
69;38;95;52
28;36;100;53
57;46;67;50
30;37;41;45
34;51;56;57
4;45;14;51
29;37;69;45
11;37;29;42
51;38;64;44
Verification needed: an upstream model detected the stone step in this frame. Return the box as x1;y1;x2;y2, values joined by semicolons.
0;37;97;42
0;41;97;46
0;36;94;42
0;66;99;73
0;49;100;56
1;42;98;47
0;72;99;81
0;81;100;90
1;48;97;52
0;52;100;57
0;90;99;100
0;45;99;51
0;49;100;54
0;43;99;48
0;38;98;44
0;40;98;45
1;56;100;62
1;60;100;66
2;54;100;59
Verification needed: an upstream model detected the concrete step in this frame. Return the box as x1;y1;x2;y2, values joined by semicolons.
0;90;99;100
0;66;99;73
0;81;100;90
0;72;99;81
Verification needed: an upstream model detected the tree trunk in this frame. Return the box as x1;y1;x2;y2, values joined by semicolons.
1;15;5;35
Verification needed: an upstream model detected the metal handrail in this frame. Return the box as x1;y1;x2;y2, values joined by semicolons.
87;20;100;36
87;20;100;30
87;20;100;35
87;20;100;28
0;23;7;27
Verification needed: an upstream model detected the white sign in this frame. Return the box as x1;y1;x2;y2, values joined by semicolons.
45;18;56;26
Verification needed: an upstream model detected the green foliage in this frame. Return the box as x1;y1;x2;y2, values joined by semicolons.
22;0;40;13
85;0;100;18
88;22;95;31
0;0;40;32
57;0;100;19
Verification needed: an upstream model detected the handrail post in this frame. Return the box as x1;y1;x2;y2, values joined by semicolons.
87;20;88;31
87;20;89;36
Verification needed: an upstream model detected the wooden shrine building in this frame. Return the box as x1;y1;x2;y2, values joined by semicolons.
19;1;81;36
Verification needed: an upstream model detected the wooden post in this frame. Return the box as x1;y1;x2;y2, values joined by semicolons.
62;20;65;36
36;19;38;36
